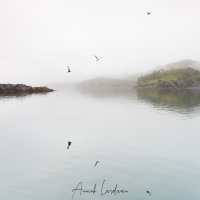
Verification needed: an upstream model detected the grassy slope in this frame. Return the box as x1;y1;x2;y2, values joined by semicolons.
137;67;200;86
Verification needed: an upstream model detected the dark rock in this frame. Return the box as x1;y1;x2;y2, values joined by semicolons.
0;84;54;94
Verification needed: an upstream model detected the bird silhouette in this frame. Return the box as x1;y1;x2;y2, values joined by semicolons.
67;141;72;149
67;66;71;73
146;190;151;196
147;11;151;15
93;54;103;61
94;161;100;167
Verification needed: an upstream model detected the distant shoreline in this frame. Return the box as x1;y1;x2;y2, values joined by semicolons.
76;60;200;90
135;85;200;90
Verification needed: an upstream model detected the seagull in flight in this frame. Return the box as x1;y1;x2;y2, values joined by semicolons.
146;190;151;196
147;11;151;15
67;141;72;149
93;54;103;61
94;161;100;167
67;66;71;73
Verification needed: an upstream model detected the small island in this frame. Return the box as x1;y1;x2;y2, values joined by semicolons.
0;84;54;94
137;67;200;89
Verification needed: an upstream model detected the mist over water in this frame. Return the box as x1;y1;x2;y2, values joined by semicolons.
0;88;200;200
1;0;200;84
1;0;200;199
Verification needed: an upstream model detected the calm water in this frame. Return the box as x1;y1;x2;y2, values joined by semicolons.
0;87;200;200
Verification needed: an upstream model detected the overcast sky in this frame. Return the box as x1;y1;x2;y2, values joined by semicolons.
0;0;200;85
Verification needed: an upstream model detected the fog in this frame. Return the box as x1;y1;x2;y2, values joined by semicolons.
0;0;200;85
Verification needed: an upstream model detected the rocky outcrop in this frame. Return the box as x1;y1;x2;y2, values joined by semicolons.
0;84;54;94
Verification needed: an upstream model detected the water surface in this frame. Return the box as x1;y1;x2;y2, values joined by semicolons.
0;88;200;200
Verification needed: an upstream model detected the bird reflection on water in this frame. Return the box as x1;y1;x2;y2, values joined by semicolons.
67;141;72;149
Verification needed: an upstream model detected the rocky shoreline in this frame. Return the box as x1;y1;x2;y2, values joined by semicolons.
0;84;54;94
136;80;200;89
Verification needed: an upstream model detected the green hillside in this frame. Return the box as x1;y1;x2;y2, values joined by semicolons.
137;67;200;88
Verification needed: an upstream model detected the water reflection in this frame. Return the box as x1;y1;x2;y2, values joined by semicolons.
0;92;49;101
137;88;200;114
77;87;200;115
77;88;138;100
1;87;200;200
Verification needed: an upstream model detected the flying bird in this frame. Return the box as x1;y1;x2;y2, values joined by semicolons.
147;11;151;15
67;66;71;73
93;54;103;61
67;141;72;149
94;161;100;167
146;190;151;196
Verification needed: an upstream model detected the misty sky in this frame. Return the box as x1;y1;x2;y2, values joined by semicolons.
0;0;200;85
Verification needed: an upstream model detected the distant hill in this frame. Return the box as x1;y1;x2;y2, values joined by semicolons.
77;60;200;89
76;77;136;88
137;67;200;88
155;59;200;71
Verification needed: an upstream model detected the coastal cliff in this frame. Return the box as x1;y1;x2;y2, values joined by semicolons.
0;84;54;94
